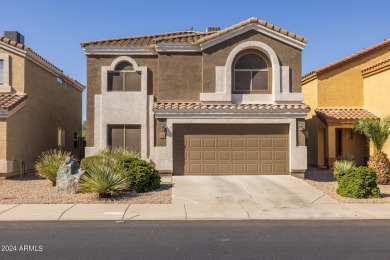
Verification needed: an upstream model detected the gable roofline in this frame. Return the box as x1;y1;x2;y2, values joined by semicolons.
0;37;85;91
302;38;390;83
81;17;307;55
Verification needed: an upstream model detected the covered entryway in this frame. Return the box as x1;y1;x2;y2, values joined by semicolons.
173;124;289;175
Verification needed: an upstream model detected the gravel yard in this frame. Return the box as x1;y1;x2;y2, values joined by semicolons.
0;173;172;204
305;167;390;203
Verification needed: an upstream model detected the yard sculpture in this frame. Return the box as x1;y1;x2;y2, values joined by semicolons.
56;157;85;194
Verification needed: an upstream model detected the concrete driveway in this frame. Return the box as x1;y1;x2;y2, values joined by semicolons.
172;175;337;205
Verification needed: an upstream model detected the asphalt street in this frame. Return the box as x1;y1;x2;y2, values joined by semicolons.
1;220;390;259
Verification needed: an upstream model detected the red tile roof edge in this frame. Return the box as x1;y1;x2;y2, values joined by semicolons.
302;39;390;80
0;37;84;90
0;94;28;111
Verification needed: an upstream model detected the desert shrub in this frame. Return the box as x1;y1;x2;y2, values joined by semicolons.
80;156;101;172
334;166;381;198
79;157;130;197
333;160;356;173
124;158;160;193
35;149;72;186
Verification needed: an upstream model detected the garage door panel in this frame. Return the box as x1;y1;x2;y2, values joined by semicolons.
204;164;216;174
246;164;259;173
260;150;273;160
173;124;289;175
218;138;230;148
189;151;202;161
274;150;288;161
274;164;288;174
232;164;245;173
260;138;273;147
261;164;273;173
246;151;259;160
232;151;245;160
274;137;288;148
246;138;259;147
204;138;217;148
204;151;216;161
232;138;245;148
218;164;231;173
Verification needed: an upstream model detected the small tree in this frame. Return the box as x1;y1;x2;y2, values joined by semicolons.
354;117;390;184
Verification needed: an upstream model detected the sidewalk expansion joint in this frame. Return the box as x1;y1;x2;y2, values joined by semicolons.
122;204;132;220
310;194;325;204
0;204;19;215
238;202;250;219
183;204;188;220
238;181;258;204
58;204;76;220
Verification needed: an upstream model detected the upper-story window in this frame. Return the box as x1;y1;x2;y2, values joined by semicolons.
0;60;4;85
107;62;141;91
233;51;271;94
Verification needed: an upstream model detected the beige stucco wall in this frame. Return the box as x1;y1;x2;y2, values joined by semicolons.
0;47;25;93
316;49;390;108
0;119;6;159
302;47;390;166
364;67;390;156
4;58;83;171
86;55;158;147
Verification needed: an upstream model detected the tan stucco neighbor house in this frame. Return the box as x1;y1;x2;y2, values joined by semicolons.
0;32;85;177
302;39;390;168
82;17;309;177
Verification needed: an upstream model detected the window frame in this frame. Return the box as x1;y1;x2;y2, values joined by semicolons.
233;51;271;94
0;54;11;92
107;124;141;152
107;62;141;92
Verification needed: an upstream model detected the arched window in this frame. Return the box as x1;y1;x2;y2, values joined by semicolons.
107;61;141;91
233;52;270;93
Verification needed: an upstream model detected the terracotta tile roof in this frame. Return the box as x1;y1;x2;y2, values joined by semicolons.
315;108;378;123
81;17;307;48
303;39;390;80
195;17;307;45
81;31;212;47
361;58;390;76
0;94;28;111
0;37;84;90
153;102;310;111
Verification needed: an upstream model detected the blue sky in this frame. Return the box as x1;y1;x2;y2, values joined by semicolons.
1;0;389;120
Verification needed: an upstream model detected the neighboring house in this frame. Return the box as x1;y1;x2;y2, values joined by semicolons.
0;31;85;177
302;39;390;168
81;17;309;177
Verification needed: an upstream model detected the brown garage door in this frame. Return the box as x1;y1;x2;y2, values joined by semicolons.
173;124;289;175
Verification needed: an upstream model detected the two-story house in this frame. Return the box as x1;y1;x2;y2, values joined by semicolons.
82;18;309;177
0;31;84;177
302;39;390;168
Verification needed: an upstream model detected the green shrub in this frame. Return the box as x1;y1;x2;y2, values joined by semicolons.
333;160;356;173
334;166;381;198
80;156;101;172
79;157;130;197
124;158;160;193
35;149;72;186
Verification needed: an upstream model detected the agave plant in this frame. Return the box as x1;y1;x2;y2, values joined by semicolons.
78;157;130;197
35;149;72;185
354;117;390;184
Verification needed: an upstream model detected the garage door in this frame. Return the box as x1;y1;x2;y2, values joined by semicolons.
173;124;289;175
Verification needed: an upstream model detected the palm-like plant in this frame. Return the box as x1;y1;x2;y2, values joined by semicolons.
354;117;390;184
78;157;130;197
35;149;72;185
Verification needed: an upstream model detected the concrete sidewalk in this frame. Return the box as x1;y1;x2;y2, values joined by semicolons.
1;203;390;221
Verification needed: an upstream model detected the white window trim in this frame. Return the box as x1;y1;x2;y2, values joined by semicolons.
0;54;11;93
108;69;141;92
